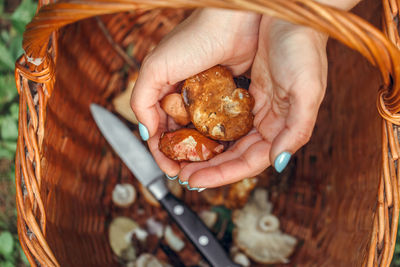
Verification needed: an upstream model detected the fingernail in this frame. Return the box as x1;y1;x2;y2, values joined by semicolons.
197;188;206;192
274;152;291;173
187;185;199;191
178;178;188;185
165;174;178;180
138;122;149;141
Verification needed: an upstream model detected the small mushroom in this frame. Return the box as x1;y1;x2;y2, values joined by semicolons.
225;177;258;209
112;183;137;207
134;227;149;242
164;226;185;252
113;72;139;124
201;188;225;206
232;189;297;264
166;179;183;199
146;218;164;238
135;254;164;267
201;178;258;209
233;252;250;267
199;210;218;229
109;217;138;261
230;245;251;266
139;184;160;207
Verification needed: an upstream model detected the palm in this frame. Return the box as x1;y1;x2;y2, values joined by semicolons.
180;18;328;188
137;9;261;177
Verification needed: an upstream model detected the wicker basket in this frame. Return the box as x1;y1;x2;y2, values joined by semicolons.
14;0;400;266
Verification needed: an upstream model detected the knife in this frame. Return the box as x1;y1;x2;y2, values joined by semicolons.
90;104;240;267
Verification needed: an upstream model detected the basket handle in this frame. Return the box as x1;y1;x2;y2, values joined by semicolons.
22;0;400;122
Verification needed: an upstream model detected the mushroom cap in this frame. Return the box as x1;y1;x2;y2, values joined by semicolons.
113;72;139;125
164;225;185;252
226;177;258;209
109;217;138;260
166;179;183;199
199;210;218;229
139;184;160;207
135;254;164;267
232;189;297;264
232;252;250;267
112;183;136;207
146;218;164;238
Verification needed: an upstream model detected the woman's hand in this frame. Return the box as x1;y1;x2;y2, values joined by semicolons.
131;8;261;178
178;17;328;188
132;0;361;190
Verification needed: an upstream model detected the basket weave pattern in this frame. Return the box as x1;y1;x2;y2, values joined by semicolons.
13;0;400;266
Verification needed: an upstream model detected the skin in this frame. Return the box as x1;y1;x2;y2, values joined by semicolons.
131;0;361;188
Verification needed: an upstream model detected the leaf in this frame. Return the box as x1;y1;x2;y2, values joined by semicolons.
9;103;19;121
0;146;14;160
19;245;30;265
0;116;18;141
9;34;23;60
1;29;10;44
11;0;37;34
3;141;17;152
0;0;4;15
0;42;15;71
0;231;14;257
0;74;18;110
0;261;14;267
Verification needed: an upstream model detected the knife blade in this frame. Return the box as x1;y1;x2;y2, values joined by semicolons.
90;104;240;267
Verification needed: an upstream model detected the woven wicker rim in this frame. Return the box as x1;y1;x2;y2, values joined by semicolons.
14;0;400;266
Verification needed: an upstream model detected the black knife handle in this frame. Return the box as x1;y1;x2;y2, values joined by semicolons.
159;192;240;267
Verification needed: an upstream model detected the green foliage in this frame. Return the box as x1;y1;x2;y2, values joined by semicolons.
211;206;235;245
11;0;37;35
0;0;37;266
0;0;37;161
0;231;14;258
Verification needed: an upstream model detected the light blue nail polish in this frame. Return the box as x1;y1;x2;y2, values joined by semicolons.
197;188;206;192
187;185;199;191
274;152;291;173
138;122;149;141
178;178;188;185
165;174;178;180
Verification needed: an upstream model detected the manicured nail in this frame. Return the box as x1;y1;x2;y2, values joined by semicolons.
165;174;178;180
274;152;291;173
178;178;188;185
197;188;206;192
138;122;149;141
187;185;199;191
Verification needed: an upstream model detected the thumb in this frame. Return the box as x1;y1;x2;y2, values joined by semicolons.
270;87;324;173
130;56;165;140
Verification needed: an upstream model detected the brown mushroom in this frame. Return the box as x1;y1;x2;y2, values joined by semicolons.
182;65;254;141
139;184;160;207
160;93;191;126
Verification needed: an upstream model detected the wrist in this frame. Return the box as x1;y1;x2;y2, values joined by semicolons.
264;16;328;48
196;8;261;35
